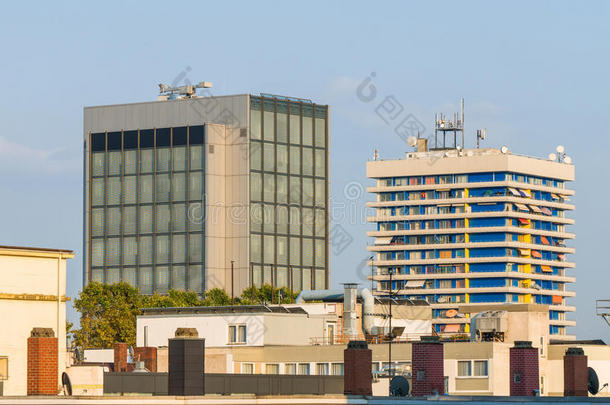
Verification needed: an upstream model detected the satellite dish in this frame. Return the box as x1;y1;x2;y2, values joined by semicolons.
501;146;509;154
466;150;474;157
556;145;565;154
564;156;572;164
390;375;410;397
61;372;72;396
548;153;557;161
407;136;417;147
589;367;600;395
446;309;458;318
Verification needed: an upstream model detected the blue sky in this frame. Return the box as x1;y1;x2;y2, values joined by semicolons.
0;1;608;338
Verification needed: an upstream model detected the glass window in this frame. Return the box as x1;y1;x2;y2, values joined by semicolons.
140;149;153;173
91;178;105;206
172;204;186;232
277;144;288;173
291;267;302;291
315;269;325;290
332;363;344;376
264;235;275;264
156;235;169;264
277;175;287;204
155;266;169;293
262;204;274;234
315;179;325;207
250;140;262;171
124;176;136;204
106;268;120;284
302;148;313;176
108;151;121;176
315;149;325;177
277;113;288;143
92;153;105;176
171;265;186;290
263;143;275;172
250;203;263;233
277;266;288;288
91;268;104;282
289;115;300;144
139;236;153;265
289;206;301;235
315;208;325;237
303;178;314;206
302;208;314;236
172;172;186;201
285;363;297;375
303;238;313;266
123;237;137;265
263;111;274;141
298;363;310;375
91;208;104;237
315;238;325;267
276;205;288;234
106;207;121;236
302;268;312;290
189;145;203;170
156;148;170;172
241;363;254;374
156;174;170;202
474;360;488;376
289;146;300;174
124;150;137;175
189;234;202;263
139;206;153;234
302;117;313;146
263;173;275;203
458;361;472;377
251;233;262;263
189;172;203;201
139;175;153;204
277;236;288;265
316;363;329;375
172;234;186;263
91;238;104;267
188;202;203;231
188;264;203;292
139;267;153;294
155;204;170;233
173;147;186;171
250;109;261;140
105;237;120;266
122;267;136;287
250;172;262;201
314;118;326;148
107;177;121;205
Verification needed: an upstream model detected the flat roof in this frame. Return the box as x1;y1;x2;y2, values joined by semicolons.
0;245;74;258
140;305;309;316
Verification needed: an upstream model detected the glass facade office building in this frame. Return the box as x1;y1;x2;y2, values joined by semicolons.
84;94;329;295
366;148;575;339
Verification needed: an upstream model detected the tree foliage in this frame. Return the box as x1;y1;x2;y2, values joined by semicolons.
72;282;300;349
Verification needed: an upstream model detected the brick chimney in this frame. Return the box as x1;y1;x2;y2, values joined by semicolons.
510;341;539;396
134;346;158;372
344;340;372;396
113;342;128;372
564;347;588;396
168;328;205;396
411;336;444;396
27;328;58;395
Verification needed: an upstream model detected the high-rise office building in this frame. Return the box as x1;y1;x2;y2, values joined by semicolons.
83;93;329;295
366;145;575;340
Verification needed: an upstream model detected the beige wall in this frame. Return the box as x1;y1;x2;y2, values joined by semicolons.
0;247;72;396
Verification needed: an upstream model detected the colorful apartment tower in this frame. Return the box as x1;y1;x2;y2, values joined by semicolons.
366;142;575;340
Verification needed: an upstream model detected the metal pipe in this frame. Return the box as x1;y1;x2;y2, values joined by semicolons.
230;260;235;306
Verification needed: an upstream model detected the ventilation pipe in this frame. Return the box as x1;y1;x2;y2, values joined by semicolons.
296;288;375;335
343;284;358;338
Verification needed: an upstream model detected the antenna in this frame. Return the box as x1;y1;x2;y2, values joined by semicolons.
501;146;509;154
551;145;571;163
407;136;417;147
433;98;464;150
373;149;379;161
158;81;212;100
476;129;486;149
548;153;557;161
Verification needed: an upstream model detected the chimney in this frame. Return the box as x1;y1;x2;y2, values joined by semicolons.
411;336;444;396
168;328;205;396
342;283;358;338
113;342;128;372
134;346;158;373
344;340;372;396
510;341;539;396
27;328;58;395
564;347;588;396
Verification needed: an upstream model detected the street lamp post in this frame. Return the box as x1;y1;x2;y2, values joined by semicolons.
230;260;235;306
388;267;395;379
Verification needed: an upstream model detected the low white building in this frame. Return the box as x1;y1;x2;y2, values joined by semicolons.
0;245;73;395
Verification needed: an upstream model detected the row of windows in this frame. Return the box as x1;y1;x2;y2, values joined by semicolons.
378;264;565;277
250;106;326;147
384;278;563;290
378;217;563;231
91;126;204;152
90;264;203;294
251;173;326;207
251;204;325;237
250;234;325;267
251;265;326;291
378;188;566;204
378;172;564;188
250;141;326;177
398;293;565;308
240;362;343;376
378;248;566;261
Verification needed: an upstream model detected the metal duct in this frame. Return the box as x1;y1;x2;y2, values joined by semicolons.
343;284;358;337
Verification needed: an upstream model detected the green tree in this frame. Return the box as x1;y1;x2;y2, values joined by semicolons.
240;284;298;305
202;288;231;306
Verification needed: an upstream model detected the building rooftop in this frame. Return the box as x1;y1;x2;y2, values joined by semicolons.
140;305;309;316
0;245;74;258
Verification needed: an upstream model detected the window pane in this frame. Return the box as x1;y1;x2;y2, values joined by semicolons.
91;238;104;267
172;234;186;263
277;175;287;204
139;205;153;234
124;176;136;204
263;111;274;141
289;146;300;174
140;149;153;173
189;145;203;170
315;239;325;268
91;178;105;206
122;267;137;287
172;172;186;201
124;150;137;175
264;235;275;264
155;266;169;293
474;360;488;376
139;267;153;294
123;206;136;235
289;237;301;266
277;144;288;173
155;204;170;233
277;113;288;143
172;204;186;232
302;238;313;266
302;117;313;146
263;143;275;172
188;264;203;292
250;172;262;201
302;268;312;290
107;207;121;236
298;363;310;375
315;148;325;177
289;176;301;205
289;115;300;144
250;140;261;171
251;203;263;233
289;206;301;236
105;237;120;266
250;233;262;263
277;205;288;235
139;236;153;265
92;152;105;176
302;208;314;237
458;361;471;377
172;265;186;290
156;235;169;264
291;267;302;291
303;178;314;206
189;234;202;263
106;268;120;284
263;174;275;203
108;151;122;176
315;208;325;237
91;208;104;237
188;203;203;231
107;177;121;205
156;148;170;172
156;174;170;202
263;204;274;234
314;118;326;148
189;172;203;200
315;179;326;207
123;237;137;265
302;147;313;176
251;109;261;140
173;146;186;171
139;175;153;203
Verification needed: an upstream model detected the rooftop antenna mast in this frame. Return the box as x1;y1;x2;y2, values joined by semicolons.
433;97;464;150
158;81;213;100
